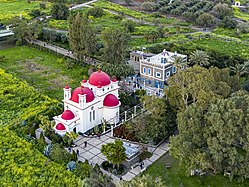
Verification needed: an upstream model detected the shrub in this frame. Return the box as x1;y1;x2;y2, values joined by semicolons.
50;143;71;164
87;7;104;18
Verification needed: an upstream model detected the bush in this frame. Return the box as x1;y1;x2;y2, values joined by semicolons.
87;7;104;18
50;143;71;164
29;9;42;17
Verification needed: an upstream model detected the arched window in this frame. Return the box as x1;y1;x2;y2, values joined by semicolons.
93;110;95;120
90;112;92;122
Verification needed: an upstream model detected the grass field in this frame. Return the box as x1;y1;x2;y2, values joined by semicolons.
145;153;249;187
0;0;51;23
0;46;89;100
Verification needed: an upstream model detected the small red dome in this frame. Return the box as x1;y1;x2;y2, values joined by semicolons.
65;84;70;89
70;87;94;103
55;123;66;131
103;94;120;107
82;79;87;83
89;71;111;86
61;110;75;120
112;78;117;82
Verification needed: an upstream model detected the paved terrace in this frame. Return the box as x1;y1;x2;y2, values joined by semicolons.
71;132;169;182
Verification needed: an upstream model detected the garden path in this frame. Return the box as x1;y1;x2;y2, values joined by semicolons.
71;132;170;182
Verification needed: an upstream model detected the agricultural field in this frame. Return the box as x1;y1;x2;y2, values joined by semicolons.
92;0;190;26
145;153;249;187
0;46;89;100
0;0;51;23
233;6;249;21
0;127;80;186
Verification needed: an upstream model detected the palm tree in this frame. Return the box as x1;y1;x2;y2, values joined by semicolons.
230;63;249;80
172;56;187;73
189;50;210;67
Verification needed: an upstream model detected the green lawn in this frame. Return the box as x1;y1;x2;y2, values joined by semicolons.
0;0;50;23
145;153;249;187
0;46;89;100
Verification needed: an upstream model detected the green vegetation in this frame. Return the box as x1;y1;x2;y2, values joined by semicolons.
0;68;60;126
233;6;249;21
0;46;89;100
0;0;51;23
145;153;249;187
0;127;81;186
92;0;188;26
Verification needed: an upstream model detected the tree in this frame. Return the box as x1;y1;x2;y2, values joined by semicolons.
101;28;130;64
71;150;78;161
172;56;187;72
170;90;249;180
212;3;233;19
11;17;41;45
165;66;239;110
86;7;104;18
69;13;97;63
230;63;249;80
189;50;210;67
219;16;237;29
117;175;165;187
197;13;215;28
51;2;69;20
101;140;127;169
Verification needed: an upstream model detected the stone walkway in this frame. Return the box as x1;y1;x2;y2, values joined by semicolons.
72;132;170;181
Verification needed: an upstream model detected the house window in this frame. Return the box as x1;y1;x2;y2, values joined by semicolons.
166;71;171;77
156;72;161;78
90;112;92;122
172;66;176;73
148;68;151;75
143;67;146;74
93;110;95;120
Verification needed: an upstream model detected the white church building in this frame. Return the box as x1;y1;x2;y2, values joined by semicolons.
53;70;121;136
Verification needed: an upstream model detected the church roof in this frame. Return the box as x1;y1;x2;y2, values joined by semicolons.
89;70;111;86
61;110;75;120
70;86;94;103
103;94;120;107
55;123;66;130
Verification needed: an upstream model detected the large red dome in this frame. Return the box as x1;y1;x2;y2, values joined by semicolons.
103;94;120;107
89;71;111;86
55;123;66;131
70;86;94;103
61;110;75;120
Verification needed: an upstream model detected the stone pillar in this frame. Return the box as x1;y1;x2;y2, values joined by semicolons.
132;114;134;119
144;80;146;87
125;111;127;121
134;106;137;116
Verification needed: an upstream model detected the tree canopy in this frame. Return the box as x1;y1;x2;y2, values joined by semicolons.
170;90;249;180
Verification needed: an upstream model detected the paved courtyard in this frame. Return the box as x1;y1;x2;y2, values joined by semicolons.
71;132;170;182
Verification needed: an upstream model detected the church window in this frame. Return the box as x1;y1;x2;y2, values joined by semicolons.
93;110;95;120
90;112;92;122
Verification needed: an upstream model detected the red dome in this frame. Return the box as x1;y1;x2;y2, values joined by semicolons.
103;94;120;107
82;79;87;83
89;71;111;86
61;110;75;120
70;86;94;103
55;123;66;131
65;83;70;89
